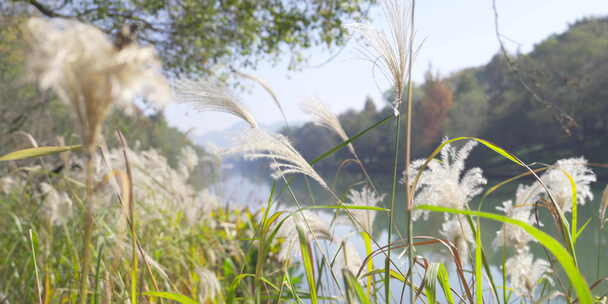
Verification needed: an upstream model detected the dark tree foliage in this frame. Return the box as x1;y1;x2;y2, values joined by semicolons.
12;0;373;74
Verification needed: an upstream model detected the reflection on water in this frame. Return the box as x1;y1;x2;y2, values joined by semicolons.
212;168;608;298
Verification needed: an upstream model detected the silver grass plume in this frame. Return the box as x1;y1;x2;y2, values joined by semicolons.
505;248;552;298
493;184;542;250
439;215;474;260
341;186;385;235
174;78;258;128
335;239;363;277
402;139;487;221
540;157;596;214
196;267;221;302
25;17;170;147
300;98;355;155
234;70;288;124
227;128;328;189
275;209;333;262
348;0;412;116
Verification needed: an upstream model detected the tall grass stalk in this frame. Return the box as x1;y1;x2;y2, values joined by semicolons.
404;1;416;303
80;144;96;304
387;112;401;303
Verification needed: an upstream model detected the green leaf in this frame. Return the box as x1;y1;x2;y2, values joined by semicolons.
424;263;454;304
343;270;371;304
297;227;317;304
143;291;198;304
575;217;593;240
436;264;455;304
0;145;82;161
226;274;254;304
311;115;393;164
416;205;593;304
474;220;483;303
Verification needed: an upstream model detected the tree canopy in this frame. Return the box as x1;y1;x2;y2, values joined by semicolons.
11;0;373;74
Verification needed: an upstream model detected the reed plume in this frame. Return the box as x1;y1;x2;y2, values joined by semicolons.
403;140;487;220
174;78;258;128
234;70;288;124
25;17;170;148
348;0;412;116
301;98;354;155
341;186;385;235
228;128;328;189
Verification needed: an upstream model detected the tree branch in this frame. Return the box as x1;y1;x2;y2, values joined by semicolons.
492;0;579;137
26;0;66;18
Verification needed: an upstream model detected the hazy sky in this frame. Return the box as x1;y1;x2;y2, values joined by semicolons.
164;0;607;137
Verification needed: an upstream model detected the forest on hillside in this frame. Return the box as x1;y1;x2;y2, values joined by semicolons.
280;17;608;177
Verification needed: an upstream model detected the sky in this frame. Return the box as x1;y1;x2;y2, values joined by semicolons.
164;0;608;137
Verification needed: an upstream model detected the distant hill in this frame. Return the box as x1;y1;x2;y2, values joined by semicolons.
280;16;608;176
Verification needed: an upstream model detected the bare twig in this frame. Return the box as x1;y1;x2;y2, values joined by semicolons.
491;0;579;137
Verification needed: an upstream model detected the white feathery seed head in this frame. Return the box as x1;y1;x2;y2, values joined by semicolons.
178;145;199;179
493;192;539;250
505;249;552;298
227;128;328;189
174;78;258;128
234;70;287;123
300;98;355;155
40;182;73;226
275;209;332;262
540;157;596;214
0;176;23;194
403;140;486;221
196;267;221;302
25;17;170;146
439;215;474;261
347;0;412;116
342;186;385;234
334;239;363;278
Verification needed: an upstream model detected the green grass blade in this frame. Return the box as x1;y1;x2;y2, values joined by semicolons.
416;205;593;304
343;270;371;304
576;217;593;241
464;216;500;303
29;229;42;304
311;115;393;164
435;264;455;304
474;220;483;303
0;145;82;161
360;232;373;297
143;291;198;304
424;263;455;304
93;243;104;304
297;227;318;304
226;273;255;303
